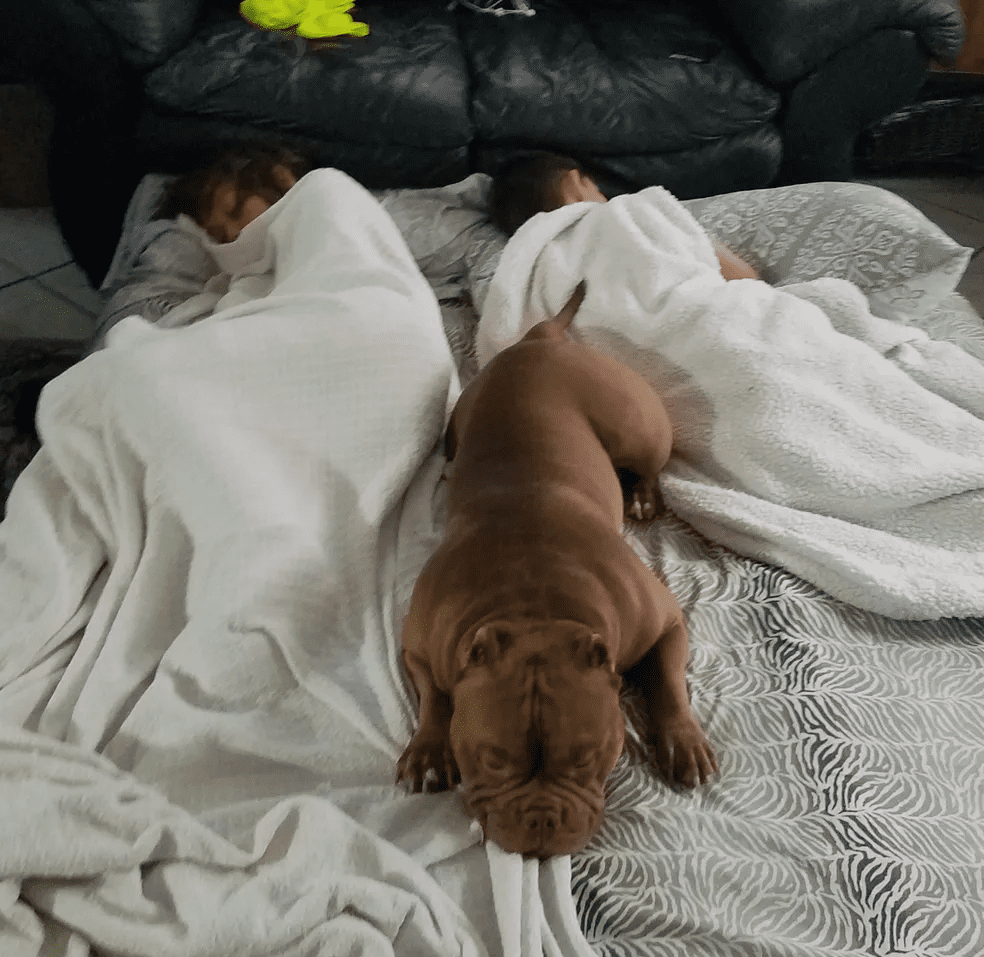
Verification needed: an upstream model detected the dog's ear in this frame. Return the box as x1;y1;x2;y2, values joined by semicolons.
459;624;513;671
570;632;614;671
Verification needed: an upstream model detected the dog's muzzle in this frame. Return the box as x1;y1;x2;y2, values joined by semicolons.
465;777;604;859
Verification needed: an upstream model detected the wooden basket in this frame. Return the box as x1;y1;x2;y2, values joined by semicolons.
857;94;984;169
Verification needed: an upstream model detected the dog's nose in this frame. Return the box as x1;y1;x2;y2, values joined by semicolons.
521;806;559;844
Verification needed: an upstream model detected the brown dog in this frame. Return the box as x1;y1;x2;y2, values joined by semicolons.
397;281;716;858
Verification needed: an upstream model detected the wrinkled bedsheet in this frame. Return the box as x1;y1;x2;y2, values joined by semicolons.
0;168;592;957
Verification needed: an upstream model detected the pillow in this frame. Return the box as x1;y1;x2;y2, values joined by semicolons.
97;174;974;354
92;171;502;350
466;182;973;323
684;182;973;320
91;173;220;352
373;173;497;300
912;293;984;365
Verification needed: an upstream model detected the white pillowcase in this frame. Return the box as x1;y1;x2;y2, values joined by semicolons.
94;175;975;353
684;181;973;320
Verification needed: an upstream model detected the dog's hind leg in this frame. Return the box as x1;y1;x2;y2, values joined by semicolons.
581;358;674;521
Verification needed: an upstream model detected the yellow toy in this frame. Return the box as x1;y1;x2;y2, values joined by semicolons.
240;0;369;39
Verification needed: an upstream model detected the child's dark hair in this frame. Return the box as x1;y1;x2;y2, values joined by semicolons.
154;140;314;224
490;151;588;236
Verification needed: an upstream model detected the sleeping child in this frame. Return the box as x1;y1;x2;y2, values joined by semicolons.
92;141;505;351
489;151;760;282
75;141;322;346
154;141;313;242
477;147;984;620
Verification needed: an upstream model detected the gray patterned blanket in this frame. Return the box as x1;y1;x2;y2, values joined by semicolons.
577;514;984;955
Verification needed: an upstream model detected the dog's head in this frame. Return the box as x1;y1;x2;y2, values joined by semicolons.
449;620;625;858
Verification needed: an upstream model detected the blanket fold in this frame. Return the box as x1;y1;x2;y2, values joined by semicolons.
479;187;984;619
0;169;588;956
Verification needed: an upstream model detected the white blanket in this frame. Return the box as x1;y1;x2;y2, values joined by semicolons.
0;169;594;957
478;188;984;620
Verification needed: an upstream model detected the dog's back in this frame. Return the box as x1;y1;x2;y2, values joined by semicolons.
400;279;714;823
444;282;589;463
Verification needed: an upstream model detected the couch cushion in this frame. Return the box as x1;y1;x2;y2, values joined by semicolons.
478;124;782;200
131;111;471;190
144;1;472;150
460;0;780;154
85;0;204;70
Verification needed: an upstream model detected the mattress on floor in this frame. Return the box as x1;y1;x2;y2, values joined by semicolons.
5;170;983;956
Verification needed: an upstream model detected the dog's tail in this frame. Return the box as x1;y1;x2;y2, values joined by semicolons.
524;280;587;340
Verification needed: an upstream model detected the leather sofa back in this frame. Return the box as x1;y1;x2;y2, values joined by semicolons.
85;0;204;68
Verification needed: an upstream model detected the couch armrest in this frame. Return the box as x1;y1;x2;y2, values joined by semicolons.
717;0;965;85
82;0;205;70
1;0;146;287
780;28;928;182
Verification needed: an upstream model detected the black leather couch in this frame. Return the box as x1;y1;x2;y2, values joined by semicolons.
3;0;965;288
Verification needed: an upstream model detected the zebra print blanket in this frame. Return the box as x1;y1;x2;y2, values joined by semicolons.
577;514;984;955
460;251;984;949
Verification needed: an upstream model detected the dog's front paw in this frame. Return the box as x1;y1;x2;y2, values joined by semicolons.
649;717;718;789
624;476;665;523
397;731;461;794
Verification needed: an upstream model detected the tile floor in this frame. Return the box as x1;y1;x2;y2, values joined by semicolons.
0;207;105;341
0;175;982;343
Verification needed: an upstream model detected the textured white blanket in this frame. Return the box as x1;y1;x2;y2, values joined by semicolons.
0;170;593;957
479;188;984;619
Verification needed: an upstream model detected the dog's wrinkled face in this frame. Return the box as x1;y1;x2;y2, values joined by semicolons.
450;620;625;858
